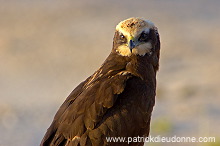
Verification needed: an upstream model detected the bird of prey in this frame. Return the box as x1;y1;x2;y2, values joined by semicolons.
41;17;160;146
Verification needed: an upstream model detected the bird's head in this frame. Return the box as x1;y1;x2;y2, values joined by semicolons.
113;17;160;57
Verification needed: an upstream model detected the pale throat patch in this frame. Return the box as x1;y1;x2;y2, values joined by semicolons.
116;42;152;56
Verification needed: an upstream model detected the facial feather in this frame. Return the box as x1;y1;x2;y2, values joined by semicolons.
114;17;157;57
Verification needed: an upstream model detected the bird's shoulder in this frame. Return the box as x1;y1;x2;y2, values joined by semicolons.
41;54;136;145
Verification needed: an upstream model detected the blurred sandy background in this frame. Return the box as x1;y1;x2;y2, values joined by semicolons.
0;0;220;146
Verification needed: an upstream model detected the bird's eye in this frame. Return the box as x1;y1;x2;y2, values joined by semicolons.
120;34;125;40
119;33;126;43
139;32;149;42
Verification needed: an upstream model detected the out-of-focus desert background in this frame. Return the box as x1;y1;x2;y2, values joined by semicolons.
0;0;220;146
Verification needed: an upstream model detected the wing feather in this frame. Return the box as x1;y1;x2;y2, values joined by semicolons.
41;65;132;146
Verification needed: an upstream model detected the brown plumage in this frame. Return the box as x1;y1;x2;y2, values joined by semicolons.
41;17;160;146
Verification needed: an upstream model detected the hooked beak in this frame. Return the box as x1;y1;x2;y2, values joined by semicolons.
128;39;136;53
